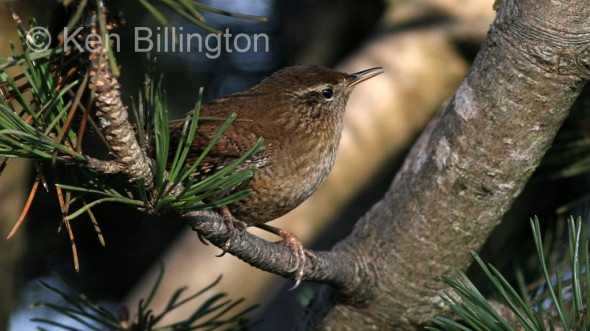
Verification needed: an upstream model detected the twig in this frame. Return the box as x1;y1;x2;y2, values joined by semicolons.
86;10;153;187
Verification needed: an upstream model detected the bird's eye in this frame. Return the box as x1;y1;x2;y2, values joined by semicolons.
321;88;333;99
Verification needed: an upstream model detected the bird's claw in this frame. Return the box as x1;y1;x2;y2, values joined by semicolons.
278;230;314;290
196;232;209;246
216;207;247;257
252;222;312;290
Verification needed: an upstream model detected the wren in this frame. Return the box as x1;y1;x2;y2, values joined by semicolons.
171;65;383;286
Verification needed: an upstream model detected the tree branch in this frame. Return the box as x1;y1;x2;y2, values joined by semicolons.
184;211;359;289
297;0;590;329
86;11;153;188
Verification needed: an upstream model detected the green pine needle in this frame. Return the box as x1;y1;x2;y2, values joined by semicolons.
139;0;267;35
432;216;590;330
32;268;257;331
1;17;262;224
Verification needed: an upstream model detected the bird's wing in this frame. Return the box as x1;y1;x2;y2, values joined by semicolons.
168;103;269;180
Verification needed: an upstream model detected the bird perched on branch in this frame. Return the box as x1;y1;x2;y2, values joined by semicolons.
170;65;383;287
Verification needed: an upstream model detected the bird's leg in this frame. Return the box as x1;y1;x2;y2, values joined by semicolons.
253;222;314;290
216;206;248;257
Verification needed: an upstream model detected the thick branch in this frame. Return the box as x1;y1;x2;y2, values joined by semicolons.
301;0;590;329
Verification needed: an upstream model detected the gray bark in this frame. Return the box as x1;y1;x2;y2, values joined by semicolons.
298;0;590;329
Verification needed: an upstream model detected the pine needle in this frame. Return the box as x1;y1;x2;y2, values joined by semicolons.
6;170;41;239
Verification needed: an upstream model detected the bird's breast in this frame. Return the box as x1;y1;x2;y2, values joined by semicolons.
244;131;339;217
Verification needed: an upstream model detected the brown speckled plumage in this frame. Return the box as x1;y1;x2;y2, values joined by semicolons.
171;65;383;225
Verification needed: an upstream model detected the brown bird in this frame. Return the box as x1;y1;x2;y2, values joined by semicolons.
171;65;383;286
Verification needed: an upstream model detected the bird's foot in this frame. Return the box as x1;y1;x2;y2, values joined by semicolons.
216;206;247;257
280;230;315;290
254;223;314;290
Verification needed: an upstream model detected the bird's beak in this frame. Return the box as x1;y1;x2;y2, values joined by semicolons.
346;67;384;89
